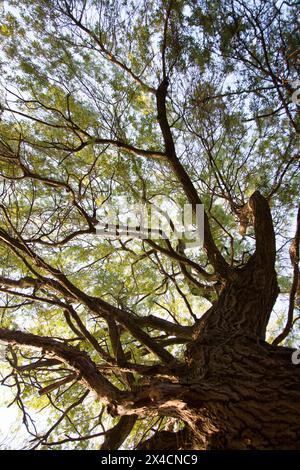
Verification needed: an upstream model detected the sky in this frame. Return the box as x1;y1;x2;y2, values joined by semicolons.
0;0;298;450
0;385;24;449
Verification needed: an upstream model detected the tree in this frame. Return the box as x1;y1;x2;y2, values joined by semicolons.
0;0;299;450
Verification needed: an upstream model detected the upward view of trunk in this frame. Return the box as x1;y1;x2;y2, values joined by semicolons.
129;272;300;449
116;192;300;450
0;1;299;450
134;336;300;450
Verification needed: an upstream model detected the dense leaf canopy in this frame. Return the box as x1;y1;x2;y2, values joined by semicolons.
0;0;299;449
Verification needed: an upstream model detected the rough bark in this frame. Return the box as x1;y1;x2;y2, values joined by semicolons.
1;191;299;449
100;416;137;450
115;191;300;449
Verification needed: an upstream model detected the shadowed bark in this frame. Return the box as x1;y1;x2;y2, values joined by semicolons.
100;416;137;450
0;0;299;450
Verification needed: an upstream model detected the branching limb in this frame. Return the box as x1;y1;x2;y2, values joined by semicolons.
0;327;120;404
248;191;277;268
273;205;300;345
100;415;137;450
155;79;229;278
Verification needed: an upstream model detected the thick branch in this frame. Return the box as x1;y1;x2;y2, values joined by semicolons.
137;429;188;450
100;415;137;450
155;79;229;278
139;315;192;339
0;328;120;404
273;205;300;345
0;275;42;290
248;191;276;267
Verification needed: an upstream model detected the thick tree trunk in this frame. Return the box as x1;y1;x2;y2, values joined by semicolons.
127;299;300;449
183;337;300;449
118;242;299;447
122;192;300;450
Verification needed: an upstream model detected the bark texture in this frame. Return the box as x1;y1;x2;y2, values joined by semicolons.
0;70;299;449
113;191;300;449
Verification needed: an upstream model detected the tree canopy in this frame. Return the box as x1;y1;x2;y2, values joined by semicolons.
0;0;299;450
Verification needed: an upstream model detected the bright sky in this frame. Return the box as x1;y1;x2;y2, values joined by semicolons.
0;386;24;449
0;0;298;450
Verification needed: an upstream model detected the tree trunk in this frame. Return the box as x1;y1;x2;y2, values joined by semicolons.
118;244;299;448
1;189;299;449
183;334;300;449
117;191;300;450
124;284;300;449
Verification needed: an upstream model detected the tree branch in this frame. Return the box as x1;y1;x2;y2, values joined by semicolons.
138;315;192;339
58;2;156;94
0;228;179;367
248;191;276;267
155;79;229;278
100;415;137;450
0;328;120;404
273;205;300;345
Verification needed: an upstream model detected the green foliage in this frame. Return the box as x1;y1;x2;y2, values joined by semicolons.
0;0;299;449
